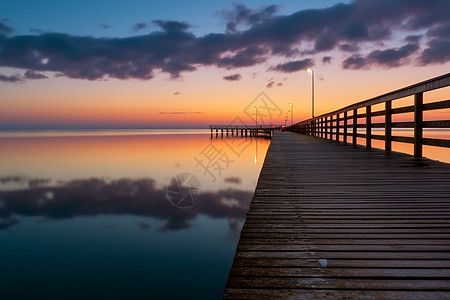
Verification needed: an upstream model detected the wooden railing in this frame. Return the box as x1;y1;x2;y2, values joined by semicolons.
209;125;281;130
287;73;450;157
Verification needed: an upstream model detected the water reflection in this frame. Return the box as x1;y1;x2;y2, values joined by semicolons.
0;176;253;233
0;131;271;300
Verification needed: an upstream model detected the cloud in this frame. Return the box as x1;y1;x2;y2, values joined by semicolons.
266;80;274;88
223;73;242;81
173;91;180;95
0;177;253;233
218;46;269;69
343;54;366;69
322;56;332;64
419;38;450;65
340;43;360;52
367;43;420;67
152;20;190;32
24;70;48;79
269;58;313;73
0;73;22;83
343;43;420;69
100;24;111;29
0;1;450;82
132;22;148;32
0;22;13;35
219;3;279;33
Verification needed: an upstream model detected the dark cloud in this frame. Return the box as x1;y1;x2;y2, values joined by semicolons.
100;24;111;29
266;80;274;88
152;20;190;32
223;73;242;81
342;54;366;69
322;56;332;64
220;3;279;33
343;43;420;69
0;1;450;82
0;73;22;83
0;22;13;35
340;43;360;52
0;177;253;233
269;58;313;73
218;46;269;69
367;43;419;67
419;38;450;65
132;22;148;32
173;91;180;95
277;82;283;86
24;70;48;79
405;35;422;43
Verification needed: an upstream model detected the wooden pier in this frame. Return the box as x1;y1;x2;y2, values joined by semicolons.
224;131;450;299
224;73;450;299
209;125;282;138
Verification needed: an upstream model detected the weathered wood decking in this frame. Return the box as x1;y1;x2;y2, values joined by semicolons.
224;131;450;299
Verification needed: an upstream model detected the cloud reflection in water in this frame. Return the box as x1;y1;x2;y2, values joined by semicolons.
0;176;252;233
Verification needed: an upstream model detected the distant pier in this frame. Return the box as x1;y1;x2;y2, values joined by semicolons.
209;125;282;138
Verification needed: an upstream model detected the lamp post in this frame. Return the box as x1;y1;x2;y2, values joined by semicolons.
289;102;293;126
306;68;315;118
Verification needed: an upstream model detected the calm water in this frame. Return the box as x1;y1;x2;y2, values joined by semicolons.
0;130;271;300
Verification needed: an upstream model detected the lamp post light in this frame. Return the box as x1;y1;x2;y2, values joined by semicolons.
306;68;315;118
289;102;293;126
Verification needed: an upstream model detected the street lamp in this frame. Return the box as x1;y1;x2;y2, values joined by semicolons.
289;102;293;126
306;68;315;118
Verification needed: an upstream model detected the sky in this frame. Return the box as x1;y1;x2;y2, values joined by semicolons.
1;0;450;129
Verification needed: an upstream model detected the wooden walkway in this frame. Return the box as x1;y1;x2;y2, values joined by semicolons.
224;131;450;299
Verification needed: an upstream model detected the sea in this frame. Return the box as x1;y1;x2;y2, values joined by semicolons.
0;129;448;299
0;129;270;300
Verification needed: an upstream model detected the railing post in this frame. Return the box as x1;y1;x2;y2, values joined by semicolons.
313;119;316;137
343;111;348;145
336;114;340;142
330;115;333;141
414;92;423;158
324;117;328;139
352;109;357;145
385;101;392;152
366;106;372;149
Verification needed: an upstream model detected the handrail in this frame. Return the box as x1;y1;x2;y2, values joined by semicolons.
287;72;450;158
209;125;281;129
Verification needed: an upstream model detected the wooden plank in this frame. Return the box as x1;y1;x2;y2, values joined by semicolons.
224;289;450;300
224;131;450;298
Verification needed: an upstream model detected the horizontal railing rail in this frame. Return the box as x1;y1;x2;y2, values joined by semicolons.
287;72;450;157
209;125;281;129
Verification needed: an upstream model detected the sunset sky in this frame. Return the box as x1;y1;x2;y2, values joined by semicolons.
1;0;450;129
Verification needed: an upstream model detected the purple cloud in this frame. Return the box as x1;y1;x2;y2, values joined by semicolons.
0;73;22;83
343;43;420;69
269;59;313;73
322;56;332;64
223;73;242;81
0;1;449;82
24;70;48;79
